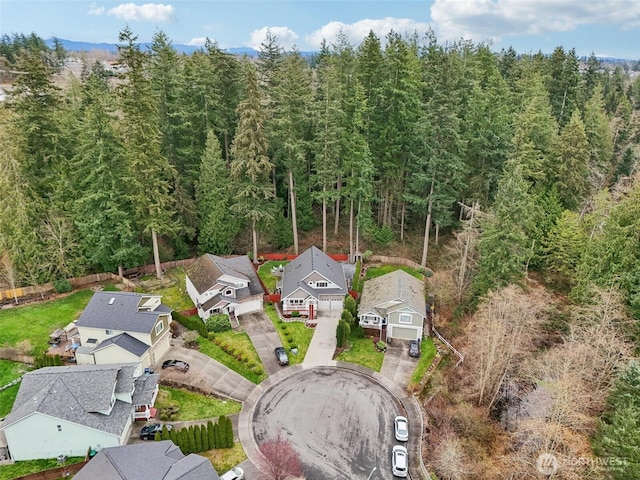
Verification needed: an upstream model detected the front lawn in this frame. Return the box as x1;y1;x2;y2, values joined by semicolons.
0;290;93;354
257;261;288;294
200;442;247;475
155;386;241;421
0;457;84;480
364;264;425;281
409;337;438;386
264;304;313;365
336;335;385;372
196;331;266;384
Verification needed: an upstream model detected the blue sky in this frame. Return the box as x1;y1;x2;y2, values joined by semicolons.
1;0;639;58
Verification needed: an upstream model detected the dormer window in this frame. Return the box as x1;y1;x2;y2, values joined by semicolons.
316;281;328;288
225;289;233;296
155;322;164;335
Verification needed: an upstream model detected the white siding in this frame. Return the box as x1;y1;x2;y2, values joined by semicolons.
185;276;200;309
149;331;171;364
93;345;148;367
317;296;344;314
3;413;122;461
235;298;263;316
77;326;152;348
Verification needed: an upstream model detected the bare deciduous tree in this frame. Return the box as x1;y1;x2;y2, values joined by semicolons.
259;431;303;480
431;431;472;480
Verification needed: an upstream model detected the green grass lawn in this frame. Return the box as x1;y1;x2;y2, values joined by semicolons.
263;304;313;365
140;267;195;312
196;331;266;384
155;386;241;421
257;261;287;293
336;335;385;371
201;442;247;475
409;337;438;386
0;290;94;354
364;264;425;281
0;359;30;417
0;457;84;480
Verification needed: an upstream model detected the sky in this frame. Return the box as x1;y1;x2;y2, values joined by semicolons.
1;0;639;59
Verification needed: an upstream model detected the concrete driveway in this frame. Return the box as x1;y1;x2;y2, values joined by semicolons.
240;364;420;480
303;312;340;366
156;346;256;402
380;339;419;388
239;312;283;376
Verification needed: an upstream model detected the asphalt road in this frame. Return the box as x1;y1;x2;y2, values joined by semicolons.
251;367;408;480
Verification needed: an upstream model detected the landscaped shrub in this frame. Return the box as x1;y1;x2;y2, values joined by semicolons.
53;279;72;293
159;401;180;421
336;319;349;348
171;311;207;338
353;259;362;292
34;353;63;368
352;324;366;338
291;310;300;317
341;309;355;327
344;295;357;318
205;313;232;333
182;330;200;348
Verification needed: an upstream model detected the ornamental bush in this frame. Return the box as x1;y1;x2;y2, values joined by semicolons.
206;313;232;333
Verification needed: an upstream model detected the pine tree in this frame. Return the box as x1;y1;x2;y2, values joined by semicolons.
229;62;274;263
200;422;210;451
207;420;215;450
194;424;202;452
213;423;221;449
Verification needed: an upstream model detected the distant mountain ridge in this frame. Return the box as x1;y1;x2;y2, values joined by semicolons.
45;38;316;58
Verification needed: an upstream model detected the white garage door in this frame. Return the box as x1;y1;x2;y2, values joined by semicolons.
318;296;344;314
389;326;419;341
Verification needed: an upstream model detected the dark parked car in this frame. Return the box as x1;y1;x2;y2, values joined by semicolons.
140;423;172;440
275;347;289;366
408;340;420;358
162;359;189;372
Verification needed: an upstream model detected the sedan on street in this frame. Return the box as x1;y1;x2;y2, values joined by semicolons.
394;415;409;442
392;445;408;477
275;347;289;366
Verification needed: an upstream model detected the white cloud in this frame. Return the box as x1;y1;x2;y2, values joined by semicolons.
87;3;105;16
430;0;640;43
306;17;431;49
187;37;207;46
248;26;299;50
107;3;175;22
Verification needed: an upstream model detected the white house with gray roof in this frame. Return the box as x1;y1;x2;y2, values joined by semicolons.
74;291;172;369
279;246;347;319
0;363;158;461
74;440;220;480
358;269;426;341
185;254;264;321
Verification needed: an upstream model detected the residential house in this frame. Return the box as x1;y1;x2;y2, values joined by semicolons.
279;246;347;319
358;269;426;341
74;440;221;480
185;254;264;321
0;363;159;461
74;291;172;369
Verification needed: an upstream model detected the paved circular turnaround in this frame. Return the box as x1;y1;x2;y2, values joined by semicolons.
251;367;405;480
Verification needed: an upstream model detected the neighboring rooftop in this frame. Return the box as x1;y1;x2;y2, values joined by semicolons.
186;254;264;297
359;269;425;316
73;440;221;480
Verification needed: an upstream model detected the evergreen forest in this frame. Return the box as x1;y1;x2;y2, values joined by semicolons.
1;28;640;478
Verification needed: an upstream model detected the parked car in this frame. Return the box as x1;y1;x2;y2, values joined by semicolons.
162;359;189;372
140;423;172;440
220;466;245;480
392;445;408;477
408;340;420;358
394;415;409;442
275;346;289;366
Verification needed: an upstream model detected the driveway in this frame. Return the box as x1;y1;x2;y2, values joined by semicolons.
156;346;256;402
239;311;283;376
379;339;419;388
303;311;340;366
241;364;416;480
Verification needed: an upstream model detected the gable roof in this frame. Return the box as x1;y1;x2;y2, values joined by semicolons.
281;246;347;298
358;270;426;318
2;363;153;436
74;440;221;480
186;254;264;297
76;291;171;334
93;333;150;358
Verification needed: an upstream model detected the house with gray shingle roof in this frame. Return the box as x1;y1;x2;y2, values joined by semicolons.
74;291;172;369
74;440;220;480
279;246;347;320
185;254;264;321
358;269;426;341
0;363;159;461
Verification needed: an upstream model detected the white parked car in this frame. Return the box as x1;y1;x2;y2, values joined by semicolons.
392;445;408;477
394;415;409;442
220;466;244;480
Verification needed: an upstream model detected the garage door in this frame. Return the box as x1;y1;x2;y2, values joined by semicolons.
318;297;344;314
389;326;418;340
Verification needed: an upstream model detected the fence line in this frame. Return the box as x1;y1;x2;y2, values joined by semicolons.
432;326;464;366
367;255;433;274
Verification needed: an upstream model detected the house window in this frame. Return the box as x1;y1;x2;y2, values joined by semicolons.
105;329;112;335
57;425;62;432
289;299;304;305
225;289;233;296
399;313;412;324
87;338;97;344
155;322;163;335
316;281;328;288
